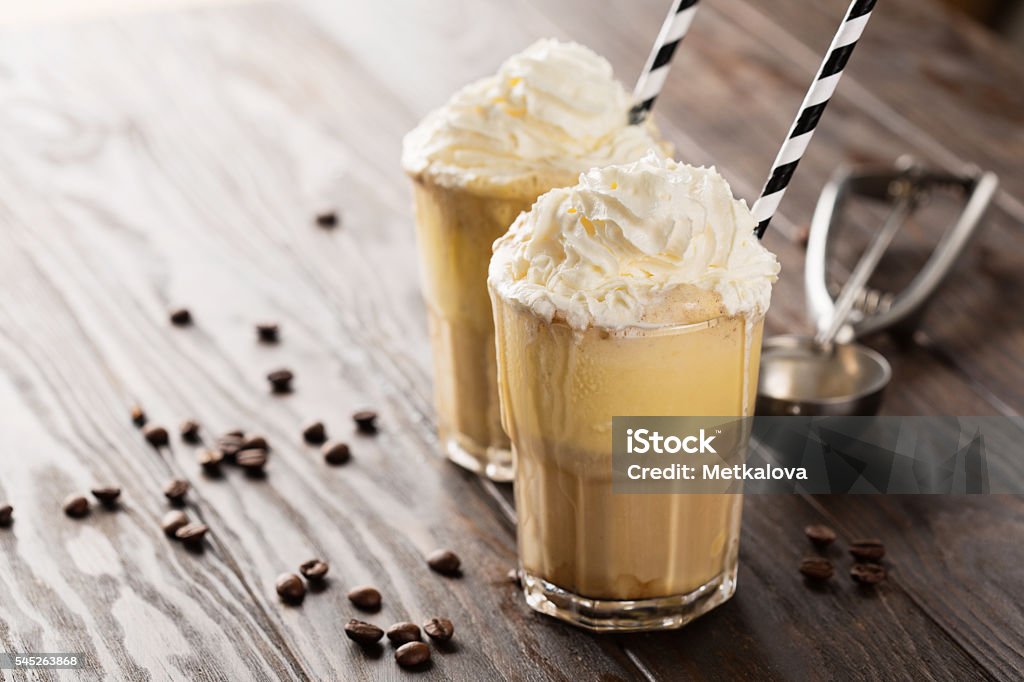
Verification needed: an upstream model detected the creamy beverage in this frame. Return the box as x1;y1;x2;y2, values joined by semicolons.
402;40;666;481
489;154;779;630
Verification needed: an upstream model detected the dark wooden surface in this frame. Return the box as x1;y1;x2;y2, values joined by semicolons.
0;0;1021;680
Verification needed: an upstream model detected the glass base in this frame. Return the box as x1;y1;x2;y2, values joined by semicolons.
520;565;737;632
444;436;513;482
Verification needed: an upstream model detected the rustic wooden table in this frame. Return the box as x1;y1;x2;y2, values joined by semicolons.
0;0;1021;679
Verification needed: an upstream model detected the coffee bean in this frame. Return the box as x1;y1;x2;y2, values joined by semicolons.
236;449;268;475
423;617;454;642
0;504;13;527
161;510;190;537
175;522;209;547
302;421;327;444
267;369;294;394
163;479;190;503
91;487;121;506
130;404;147;427
426;549;461;576
169;308;192;326
180;420;201;443
799;556;834;581
143;424;169;448
395;641;430;668
386;622;421;646
345;619;384;645
347;585;382;611
322;441;351;465
299;558;329;581
256;322;279;343
241;435;269;451
276;573;306;604
197;448;224;474
63;495;90;518
352;410;378;434
850;562;887;585
804;524;837;547
216;433;244;461
315;211;338;228
850;539;886;562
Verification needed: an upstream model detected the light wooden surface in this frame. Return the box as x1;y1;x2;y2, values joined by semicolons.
0;0;1021;679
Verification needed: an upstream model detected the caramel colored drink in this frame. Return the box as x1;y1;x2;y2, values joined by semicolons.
489;155;779;630
403;40;665;480
408;180;537;478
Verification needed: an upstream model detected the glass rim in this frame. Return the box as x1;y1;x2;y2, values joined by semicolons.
490;284;764;336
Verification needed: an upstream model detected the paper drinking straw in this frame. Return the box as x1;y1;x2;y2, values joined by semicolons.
751;0;878;239
629;0;700;125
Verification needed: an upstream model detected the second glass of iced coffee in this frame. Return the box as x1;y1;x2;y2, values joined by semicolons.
402;39;666;481
490;154;779;630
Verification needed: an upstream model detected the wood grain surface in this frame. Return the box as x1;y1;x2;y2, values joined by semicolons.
0;0;1021;680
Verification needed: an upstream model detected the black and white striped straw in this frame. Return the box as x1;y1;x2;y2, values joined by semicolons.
628;0;700;125
751;0;878;239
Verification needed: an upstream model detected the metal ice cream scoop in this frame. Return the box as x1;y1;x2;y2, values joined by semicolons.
756;158;999;416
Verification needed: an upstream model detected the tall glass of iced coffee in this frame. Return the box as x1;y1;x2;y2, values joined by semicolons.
490;154;779;630
402;40;665;481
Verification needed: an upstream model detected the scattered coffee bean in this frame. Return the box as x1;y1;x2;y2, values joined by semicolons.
322;441;351;465
799;556;834;581
91;487;122;507
315;211;338;228
163;479;190;504
427;549;461;576
345;619;384;646
180;420;201;443
256;322;279;343
197;448;224;474
0;504;13;527
276;573;306;604
169;308;192;326
236;449;268;475
849;539;886;562
804;524;837;547
161;510;190;537
850;562;887;585
352;410;378;434
423;617;454;642
395;641;430;668
143;424;169;448
302;421;327;444
387;622;421;646
130;404;147;427
63;495;90;518
267;369;294;394
216;433;244;461
176;522;209;548
241;434;268;451
347;585;382;611
299;558;329;581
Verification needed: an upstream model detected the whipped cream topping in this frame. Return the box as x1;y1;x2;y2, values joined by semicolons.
402;39;663;189
489;153;780;329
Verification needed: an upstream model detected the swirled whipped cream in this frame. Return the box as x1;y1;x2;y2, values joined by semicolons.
489;153;780;329
402;39;664;191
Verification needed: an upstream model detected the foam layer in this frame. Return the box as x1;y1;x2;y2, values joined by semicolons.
489;153;780;329
401;39;664;192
